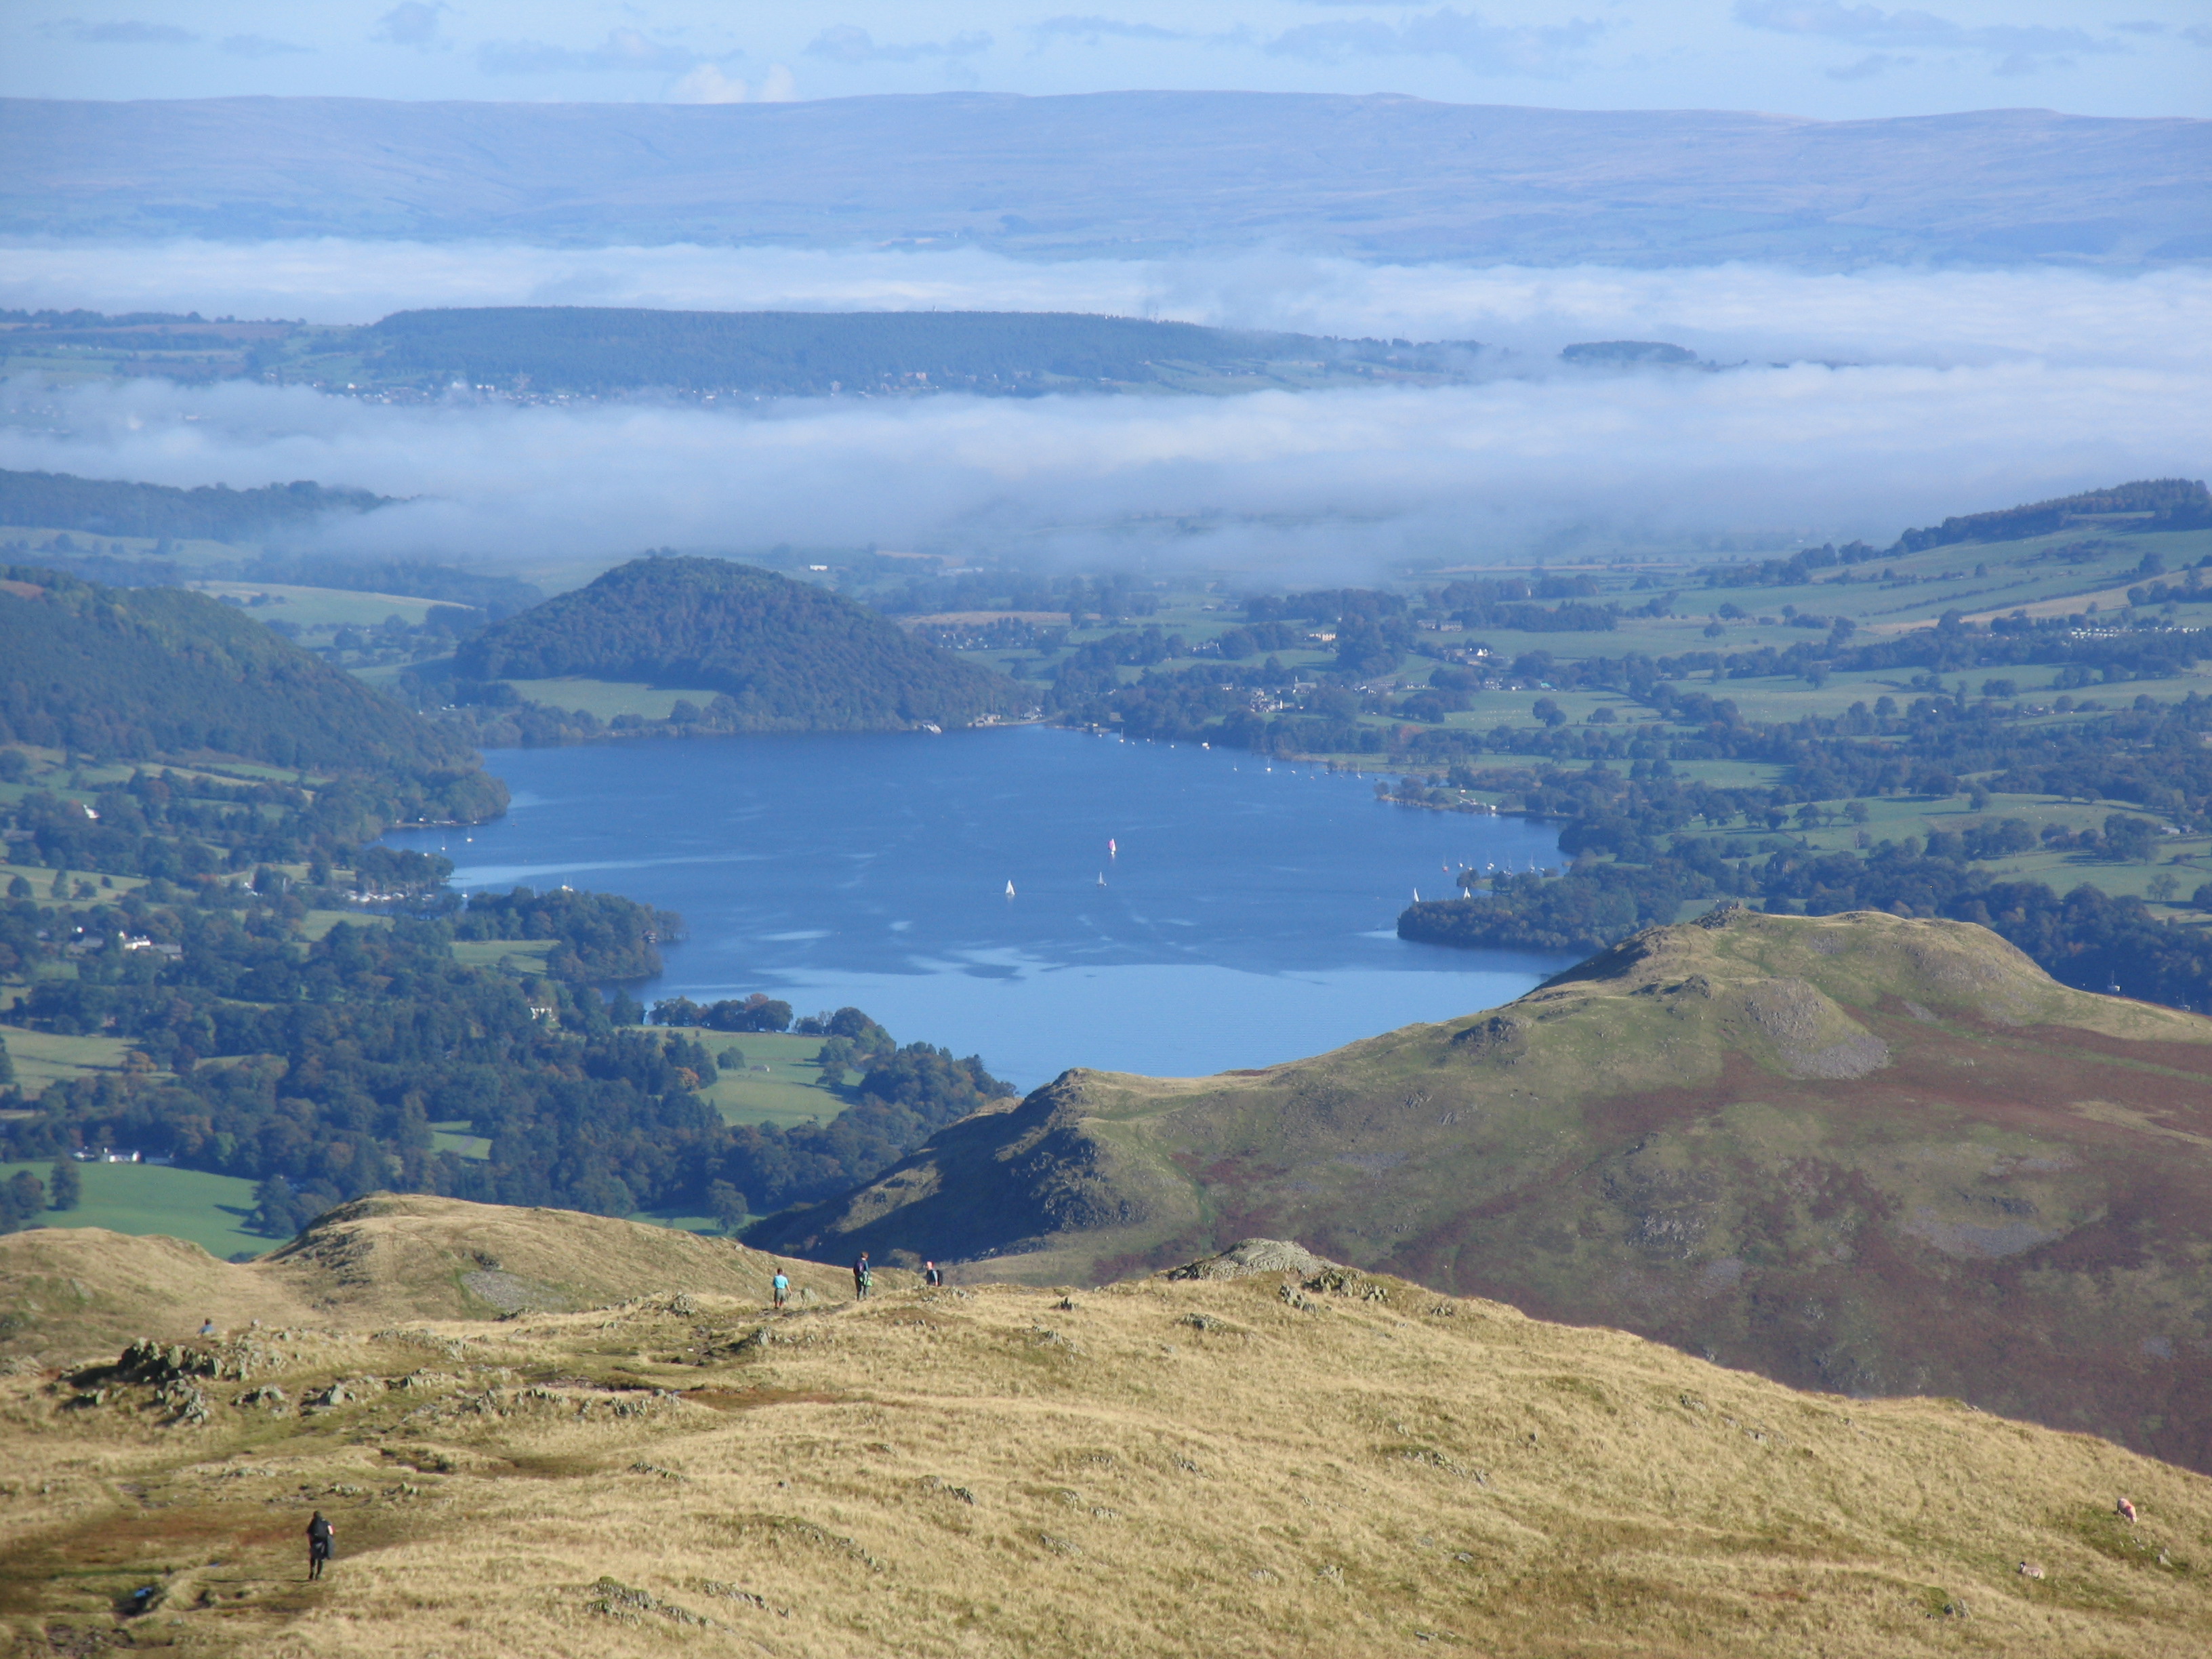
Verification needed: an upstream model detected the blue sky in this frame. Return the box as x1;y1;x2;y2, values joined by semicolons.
8;2;2207;119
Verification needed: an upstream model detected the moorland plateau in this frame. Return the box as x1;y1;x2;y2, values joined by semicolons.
4;1193;2211;1657
5;94;2205;266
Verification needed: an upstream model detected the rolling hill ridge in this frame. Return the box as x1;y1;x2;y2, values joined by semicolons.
754;909;2212;1473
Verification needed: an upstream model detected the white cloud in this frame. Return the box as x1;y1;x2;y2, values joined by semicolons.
1266;7;1607;75
804;25;992;64
1734;1;2123;72
668;64;743;103
4;241;2203;377
41;18;197;45
220;35;312;60
5;349;2201;578
478;29;708;77
372;2;447;49
1;243;2199;575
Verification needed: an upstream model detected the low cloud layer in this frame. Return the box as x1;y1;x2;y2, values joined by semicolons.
0;244;2200;578
4;356;2201;579
3;240;2206;373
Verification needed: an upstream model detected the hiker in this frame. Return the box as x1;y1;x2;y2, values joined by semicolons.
771;1270;789;1311
924;1261;943;1288
306;1511;335;1580
853;1251;872;1299
199;1317;216;1337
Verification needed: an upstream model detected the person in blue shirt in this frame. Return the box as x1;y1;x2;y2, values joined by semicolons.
771;1270;790;1310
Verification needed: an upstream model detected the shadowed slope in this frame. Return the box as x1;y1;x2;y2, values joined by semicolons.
754;911;2212;1471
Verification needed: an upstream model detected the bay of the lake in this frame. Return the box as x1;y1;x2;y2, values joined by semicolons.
384;727;1570;1089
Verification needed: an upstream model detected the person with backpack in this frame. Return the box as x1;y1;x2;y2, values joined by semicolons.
853;1251;872;1299
924;1261;943;1288
771;1269;790;1311
306;1511;335;1580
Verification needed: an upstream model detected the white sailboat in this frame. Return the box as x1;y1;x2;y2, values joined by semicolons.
1005;880;1016;898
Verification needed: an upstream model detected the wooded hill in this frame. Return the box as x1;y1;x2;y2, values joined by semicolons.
452;555;1031;732
0;565;497;821
754;909;2212;1477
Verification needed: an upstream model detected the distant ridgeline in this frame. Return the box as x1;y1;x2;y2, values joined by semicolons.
361;306;1481;396
0;466;388;541
445;555;1031;733
1893;478;2212;554
3;305;1482;399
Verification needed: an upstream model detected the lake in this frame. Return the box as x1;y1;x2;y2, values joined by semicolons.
383;727;1568;1089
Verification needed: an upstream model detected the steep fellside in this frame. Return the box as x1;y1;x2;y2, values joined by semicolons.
454;556;1027;732
754;910;2212;1473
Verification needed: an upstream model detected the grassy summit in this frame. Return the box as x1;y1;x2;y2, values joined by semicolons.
4;1195;2207;1656
756;910;2212;1474
453;555;1029;733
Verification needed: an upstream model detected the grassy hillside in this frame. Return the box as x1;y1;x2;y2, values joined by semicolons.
0;565;482;787
3;1204;2208;1656
453;555;1029;733
754;910;2212;1475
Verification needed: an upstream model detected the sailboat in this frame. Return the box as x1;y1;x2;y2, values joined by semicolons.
1005;880;1016;898
1097;872;1106;887
1108;838;1118;858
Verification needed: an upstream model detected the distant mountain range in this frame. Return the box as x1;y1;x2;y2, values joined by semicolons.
754;909;2212;1474
5;93;2205;266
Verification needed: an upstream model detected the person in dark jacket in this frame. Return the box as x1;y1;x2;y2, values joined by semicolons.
853;1252;872;1298
306;1511;335;1580
924;1261;943;1287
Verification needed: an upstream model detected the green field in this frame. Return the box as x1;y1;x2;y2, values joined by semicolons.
0;1158;266;1261
188;579;446;630
449;937;556;975
499;677;722;721
658;1027;849;1128
0;1024;150;1090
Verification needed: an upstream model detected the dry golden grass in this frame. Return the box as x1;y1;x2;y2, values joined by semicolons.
0;1196;870;1364
5;1236;2210;1657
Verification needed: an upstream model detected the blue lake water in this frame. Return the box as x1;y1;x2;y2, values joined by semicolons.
383;727;1568;1090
